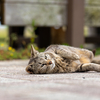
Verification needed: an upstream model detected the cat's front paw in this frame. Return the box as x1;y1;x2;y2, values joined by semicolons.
72;54;80;60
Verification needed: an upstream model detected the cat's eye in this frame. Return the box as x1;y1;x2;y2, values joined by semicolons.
45;56;47;59
41;64;45;67
30;65;33;67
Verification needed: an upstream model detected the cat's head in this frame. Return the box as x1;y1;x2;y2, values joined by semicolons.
26;45;55;74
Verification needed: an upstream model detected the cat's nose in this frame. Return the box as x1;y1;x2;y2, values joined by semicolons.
47;60;52;65
26;66;33;74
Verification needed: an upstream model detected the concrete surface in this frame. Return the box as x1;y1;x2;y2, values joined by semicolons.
0;59;100;100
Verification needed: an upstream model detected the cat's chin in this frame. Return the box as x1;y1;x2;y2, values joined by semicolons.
50;60;55;70
46;60;55;74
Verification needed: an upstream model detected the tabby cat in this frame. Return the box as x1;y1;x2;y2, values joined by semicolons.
26;45;100;74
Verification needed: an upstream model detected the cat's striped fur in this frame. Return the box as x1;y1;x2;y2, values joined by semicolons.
26;45;100;74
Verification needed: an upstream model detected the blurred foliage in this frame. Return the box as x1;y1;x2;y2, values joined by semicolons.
80;45;84;48
0;44;45;60
0;22;45;60
86;0;100;4
10;33;18;46
0;26;9;50
62;43;69;46
28;20;37;41
85;0;100;26
95;48;100;56
0;47;29;60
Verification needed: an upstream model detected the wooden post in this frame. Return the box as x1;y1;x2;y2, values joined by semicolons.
1;0;5;24
66;0;84;47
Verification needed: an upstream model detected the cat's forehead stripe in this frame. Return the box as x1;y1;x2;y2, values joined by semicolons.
29;57;38;64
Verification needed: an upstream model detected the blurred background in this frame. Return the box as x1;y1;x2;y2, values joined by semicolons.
0;0;100;60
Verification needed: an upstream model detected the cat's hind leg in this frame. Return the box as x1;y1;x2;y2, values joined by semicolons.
56;48;80;60
77;63;100;72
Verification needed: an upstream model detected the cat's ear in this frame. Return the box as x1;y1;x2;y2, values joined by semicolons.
31;45;39;58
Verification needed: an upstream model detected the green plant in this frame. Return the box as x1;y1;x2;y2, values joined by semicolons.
28;20;37;44
62;43;69;46
10;33;18;46
80;45;84;48
0;44;45;60
95;48;100;56
0;47;29;60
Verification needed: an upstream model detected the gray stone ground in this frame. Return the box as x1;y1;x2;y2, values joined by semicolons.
0;58;100;100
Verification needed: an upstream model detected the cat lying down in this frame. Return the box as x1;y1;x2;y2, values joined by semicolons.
26;45;100;74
